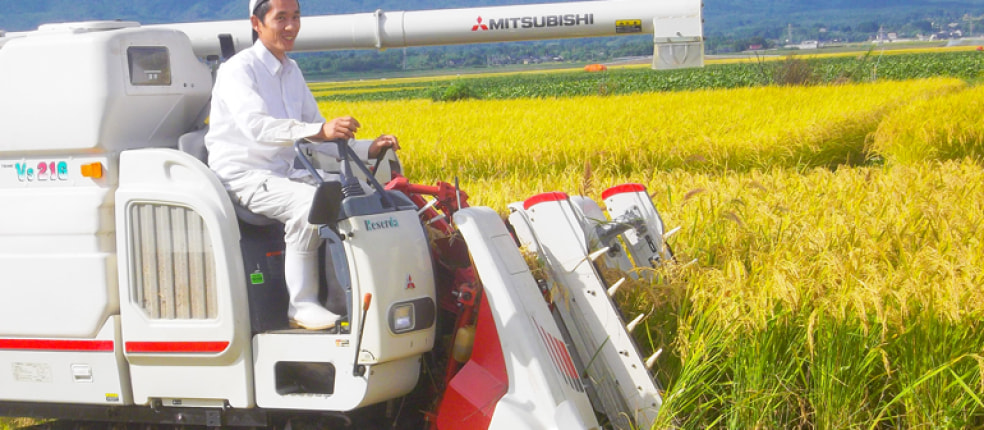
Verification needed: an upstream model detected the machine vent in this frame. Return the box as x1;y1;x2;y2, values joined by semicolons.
128;203;217;320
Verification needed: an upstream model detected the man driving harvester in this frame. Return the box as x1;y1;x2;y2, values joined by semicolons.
206;0;400;330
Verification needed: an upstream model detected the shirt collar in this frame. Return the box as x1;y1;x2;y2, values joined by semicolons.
252;41;290;76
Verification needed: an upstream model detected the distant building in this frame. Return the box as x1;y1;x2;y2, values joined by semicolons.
798;40;819;49
781;40;819;50
874;30;901;43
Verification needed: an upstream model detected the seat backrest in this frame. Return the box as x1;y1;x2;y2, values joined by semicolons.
178;126;277;227
178;127;209;164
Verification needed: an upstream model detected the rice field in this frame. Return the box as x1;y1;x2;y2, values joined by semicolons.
320;73;984;428
5;50;983;430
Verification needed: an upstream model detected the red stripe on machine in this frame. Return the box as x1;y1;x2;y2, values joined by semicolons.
536;324;572;383
0;339;114;352
523;192;569;210
534;320;584;393
601;183;646;201
549;334;580;381
125;341;230;353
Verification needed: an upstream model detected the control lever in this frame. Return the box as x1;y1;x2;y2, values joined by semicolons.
353;293;372;377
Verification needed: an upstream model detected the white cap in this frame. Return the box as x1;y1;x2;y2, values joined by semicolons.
249;0;262;16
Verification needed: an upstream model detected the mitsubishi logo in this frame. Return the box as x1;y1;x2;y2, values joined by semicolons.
468;14;595;32
406;275;417;289
472;16;489;31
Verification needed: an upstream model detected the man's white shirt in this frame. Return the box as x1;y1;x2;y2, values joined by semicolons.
205;42;370;191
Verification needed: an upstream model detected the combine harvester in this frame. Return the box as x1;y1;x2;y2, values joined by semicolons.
0;1;700;428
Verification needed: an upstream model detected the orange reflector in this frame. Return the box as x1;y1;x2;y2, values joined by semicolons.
81;162;103;179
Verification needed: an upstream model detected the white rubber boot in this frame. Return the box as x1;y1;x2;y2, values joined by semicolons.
284;249;340;330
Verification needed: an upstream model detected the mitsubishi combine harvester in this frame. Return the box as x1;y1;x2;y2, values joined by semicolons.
0;1;701;428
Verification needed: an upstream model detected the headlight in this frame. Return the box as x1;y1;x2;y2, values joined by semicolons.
387;298;436;334
391;303;415;334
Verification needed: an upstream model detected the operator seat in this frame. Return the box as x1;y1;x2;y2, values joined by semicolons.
178;127;277;226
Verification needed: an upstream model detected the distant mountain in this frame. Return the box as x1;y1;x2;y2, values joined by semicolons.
708;0;984;34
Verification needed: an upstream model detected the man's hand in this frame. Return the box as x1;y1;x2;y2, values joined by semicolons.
318;116;361;141
369;134;400;158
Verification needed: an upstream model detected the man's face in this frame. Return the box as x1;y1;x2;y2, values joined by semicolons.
252;0;300;61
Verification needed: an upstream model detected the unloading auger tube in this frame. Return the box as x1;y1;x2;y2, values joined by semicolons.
0;0;703;70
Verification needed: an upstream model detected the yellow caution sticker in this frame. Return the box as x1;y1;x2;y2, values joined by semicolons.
615;19;643;34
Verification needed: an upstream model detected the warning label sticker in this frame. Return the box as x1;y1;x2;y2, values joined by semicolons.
13;362;53;383
615;19;643;34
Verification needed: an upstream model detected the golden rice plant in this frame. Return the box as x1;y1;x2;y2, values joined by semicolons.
870;83;984;164
639;161;984;429
321;77;965;208
0;418;41;430
652;161;984;326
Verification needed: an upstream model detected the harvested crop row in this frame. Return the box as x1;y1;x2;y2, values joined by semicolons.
871;83;984;164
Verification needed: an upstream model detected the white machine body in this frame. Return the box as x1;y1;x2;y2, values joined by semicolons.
337;209;436;367
0;25;222;407
0;24;211;154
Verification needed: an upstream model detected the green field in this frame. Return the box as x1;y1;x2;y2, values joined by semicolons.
311;48;984;102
